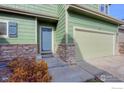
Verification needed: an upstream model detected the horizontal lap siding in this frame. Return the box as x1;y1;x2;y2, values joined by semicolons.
0;13;36;44
55;5;66;44
1;4;58;17
79;4;99;11
68;12;118;43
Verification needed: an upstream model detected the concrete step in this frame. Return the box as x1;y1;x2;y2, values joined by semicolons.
43;56;68;68
41;53;54;58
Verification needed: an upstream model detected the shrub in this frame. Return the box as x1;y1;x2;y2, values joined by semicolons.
8;57;51;82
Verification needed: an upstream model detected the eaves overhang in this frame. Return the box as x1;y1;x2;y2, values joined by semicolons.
0;5;58;23
67;4;124;25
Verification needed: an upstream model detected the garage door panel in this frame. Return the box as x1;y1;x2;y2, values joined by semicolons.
75;29;114;60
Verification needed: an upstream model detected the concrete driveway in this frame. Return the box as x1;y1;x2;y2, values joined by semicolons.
85;55;124;82
43;55;124;82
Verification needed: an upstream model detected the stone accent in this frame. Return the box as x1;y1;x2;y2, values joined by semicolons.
118;42;124;54
56;44;66;62
117;28;124;55
0;44;37;61
56;43;75;64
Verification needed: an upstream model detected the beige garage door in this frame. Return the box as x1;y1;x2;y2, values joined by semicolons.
75;28;115;61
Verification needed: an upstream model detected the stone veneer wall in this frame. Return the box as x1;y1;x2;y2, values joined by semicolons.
118;28;124;55
118;42;124;54
57;43;75;64
0;44;37;61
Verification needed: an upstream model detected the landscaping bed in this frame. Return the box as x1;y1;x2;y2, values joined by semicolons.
0;58;51;82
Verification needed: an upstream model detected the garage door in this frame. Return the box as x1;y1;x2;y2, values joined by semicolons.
75;28;115;61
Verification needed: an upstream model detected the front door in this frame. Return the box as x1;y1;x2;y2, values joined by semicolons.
40;27;52;53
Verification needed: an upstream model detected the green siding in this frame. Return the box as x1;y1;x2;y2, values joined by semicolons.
1;4;58;17
0;4;66;45
0;13;36;44
55;4;66;44
68;11;118;43
0;4;118;46
79;4;99;11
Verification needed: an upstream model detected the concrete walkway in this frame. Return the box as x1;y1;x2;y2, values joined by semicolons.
44;55;123;82
85;55;124;82
43;57;94;82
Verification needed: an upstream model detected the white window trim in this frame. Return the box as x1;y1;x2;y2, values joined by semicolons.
106;4;109;14
98;4;109;14
39;26;54;54
0;20;9;38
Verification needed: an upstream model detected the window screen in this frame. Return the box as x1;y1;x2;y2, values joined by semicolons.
0;22;7;35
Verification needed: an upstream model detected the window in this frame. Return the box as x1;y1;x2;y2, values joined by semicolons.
0;21;8;37
99;4;105;13
99;4;108;14
8;22;18;38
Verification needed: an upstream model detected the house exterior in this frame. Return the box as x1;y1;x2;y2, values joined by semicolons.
118;25;124;54
0;4;124;63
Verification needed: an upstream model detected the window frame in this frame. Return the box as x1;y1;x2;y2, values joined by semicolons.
99;4;106;13
105;4;109;14
0;20;9;38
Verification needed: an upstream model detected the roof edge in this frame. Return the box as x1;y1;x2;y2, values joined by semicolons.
67;4;124;25
0;5;58;21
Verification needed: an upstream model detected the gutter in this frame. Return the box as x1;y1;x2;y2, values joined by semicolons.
67;4;124;25
0;5;58;22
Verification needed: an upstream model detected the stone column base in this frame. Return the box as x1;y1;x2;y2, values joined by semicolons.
118;42;124;54
56;43;75;64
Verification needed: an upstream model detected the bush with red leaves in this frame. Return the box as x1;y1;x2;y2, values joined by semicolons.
8;58;51;82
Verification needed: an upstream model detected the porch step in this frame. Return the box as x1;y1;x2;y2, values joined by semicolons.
41;54;54;58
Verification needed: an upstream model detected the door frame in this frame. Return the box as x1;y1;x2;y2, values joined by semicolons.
39;26;54;54
73;26;116;56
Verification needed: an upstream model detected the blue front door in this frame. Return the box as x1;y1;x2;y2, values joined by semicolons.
41;27;52;52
